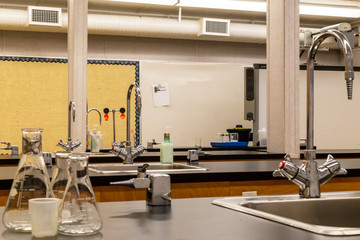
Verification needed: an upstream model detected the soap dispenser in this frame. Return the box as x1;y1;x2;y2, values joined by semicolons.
160;132;173;164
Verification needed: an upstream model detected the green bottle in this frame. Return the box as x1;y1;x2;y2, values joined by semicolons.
160;132;173;164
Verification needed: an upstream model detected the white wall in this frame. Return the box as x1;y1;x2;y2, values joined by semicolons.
141;61;250;147
0;30;348;148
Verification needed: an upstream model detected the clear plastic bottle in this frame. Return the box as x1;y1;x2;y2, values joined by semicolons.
160;132;174;164
51;151;71;200
58;153;102;236
2;128;53;232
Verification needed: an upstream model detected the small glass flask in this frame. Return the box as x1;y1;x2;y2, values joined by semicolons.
58;153;102;236
51;151;71;200
2;128;53;232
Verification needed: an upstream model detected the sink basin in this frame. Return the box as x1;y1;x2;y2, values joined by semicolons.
89;163;208;174
212;191;360;236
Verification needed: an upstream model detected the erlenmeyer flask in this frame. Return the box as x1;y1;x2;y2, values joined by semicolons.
58;153;102;236
51;151;71;200
2;128;53;232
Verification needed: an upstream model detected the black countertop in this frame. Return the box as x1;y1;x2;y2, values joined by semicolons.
1;196;360;240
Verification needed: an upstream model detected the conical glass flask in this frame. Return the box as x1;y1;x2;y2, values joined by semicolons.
58;153;102;236
2;128;53;232
51;151;71;200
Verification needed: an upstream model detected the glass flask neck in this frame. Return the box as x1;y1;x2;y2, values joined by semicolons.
21;128;43;154
164;133;171;142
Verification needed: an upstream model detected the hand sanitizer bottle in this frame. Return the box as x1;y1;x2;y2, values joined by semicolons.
160;132;173;164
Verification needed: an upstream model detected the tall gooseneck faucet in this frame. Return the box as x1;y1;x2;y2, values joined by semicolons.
112;82;145;164
58;100;81;152
273;30;352;198
126;82;142;144
306;30;354;150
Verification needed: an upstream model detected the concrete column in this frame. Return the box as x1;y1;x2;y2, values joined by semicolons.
266;0;300;158
68;0;88;152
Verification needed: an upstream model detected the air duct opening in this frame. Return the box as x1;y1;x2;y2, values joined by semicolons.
28;6;62;27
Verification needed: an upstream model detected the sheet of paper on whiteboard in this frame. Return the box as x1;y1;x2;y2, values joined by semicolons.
152;83;170;107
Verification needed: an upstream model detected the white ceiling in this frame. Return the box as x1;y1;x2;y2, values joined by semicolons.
0;0;359;28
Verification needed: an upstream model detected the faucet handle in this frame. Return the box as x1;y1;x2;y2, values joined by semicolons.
284;153;293;162
57;140;68;150
0;142;11;149
72;140;81;150
318;154;347;186
323;154;347;176
137;163;149;178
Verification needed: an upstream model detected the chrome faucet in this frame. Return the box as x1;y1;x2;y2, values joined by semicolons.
110;164;171;206
112;82;145;164
87;107;102;150
273;30;352;198
87;108;102;126
0;142;18;156
58;100;81;152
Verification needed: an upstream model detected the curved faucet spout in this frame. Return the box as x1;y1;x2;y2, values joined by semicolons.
307;29;354;150
68;100;76;142
127;82;142;143
88;108;102;126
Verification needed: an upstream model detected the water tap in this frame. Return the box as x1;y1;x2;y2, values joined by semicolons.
111;82;145;164
110;164;171;206
273;29;353;198
58;100;81;152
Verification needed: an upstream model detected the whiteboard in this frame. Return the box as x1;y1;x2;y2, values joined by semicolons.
140;61;252;148
257;67;360;150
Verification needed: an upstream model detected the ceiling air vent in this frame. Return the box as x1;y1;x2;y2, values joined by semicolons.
28;6;62;26
199;18;230;37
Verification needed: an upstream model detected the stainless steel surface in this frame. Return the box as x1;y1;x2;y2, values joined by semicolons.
146;173;171;206
89;162;208;174
111;82;145;164
273;30;353;198
110;164;171;206
213;191;360;236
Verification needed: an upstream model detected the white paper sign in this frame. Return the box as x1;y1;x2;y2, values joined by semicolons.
152;83;170;107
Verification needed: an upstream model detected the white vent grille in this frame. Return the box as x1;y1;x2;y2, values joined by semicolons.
199;18;230;36
28;6;62;26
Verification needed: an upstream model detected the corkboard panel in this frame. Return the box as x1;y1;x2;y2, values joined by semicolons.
0;57;139;153
0;59;68;153
87;63;137;148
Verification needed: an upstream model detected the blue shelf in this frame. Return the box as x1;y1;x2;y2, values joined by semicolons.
210;142;248;148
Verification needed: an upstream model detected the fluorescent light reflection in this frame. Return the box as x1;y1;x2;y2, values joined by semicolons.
300;5;360;18
177;0;266;12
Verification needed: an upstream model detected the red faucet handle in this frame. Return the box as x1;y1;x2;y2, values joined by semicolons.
278;161;286;169
104;113;109;121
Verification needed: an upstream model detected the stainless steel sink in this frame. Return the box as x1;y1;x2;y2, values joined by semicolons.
212;191;360;236
89;163;208;174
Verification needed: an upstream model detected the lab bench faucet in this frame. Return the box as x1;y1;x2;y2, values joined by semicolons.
110;164;171;206
58;100;81;152
0;142;18;156
112;82;145;164
87;107;102;150
273;30;352;198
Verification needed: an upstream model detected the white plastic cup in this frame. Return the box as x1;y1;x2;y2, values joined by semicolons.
29;198;60;238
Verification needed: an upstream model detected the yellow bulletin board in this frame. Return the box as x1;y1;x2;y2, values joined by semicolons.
0;57;139;154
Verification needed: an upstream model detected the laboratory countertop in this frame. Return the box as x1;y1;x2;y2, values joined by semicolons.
0;196;359;240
